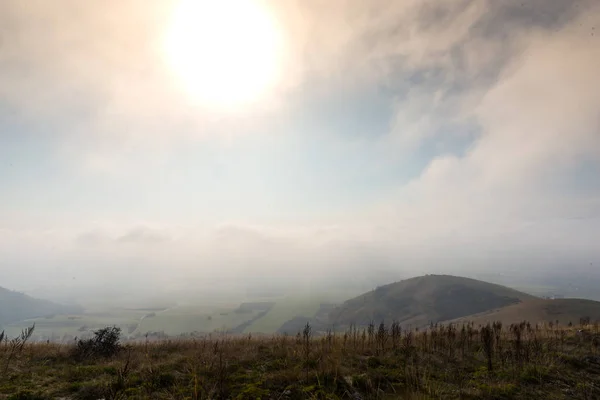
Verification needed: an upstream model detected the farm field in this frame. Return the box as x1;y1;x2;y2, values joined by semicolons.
4;301;283;340
4;309;148;341
241;288;359;334
242;296;322;334
135;304;266;336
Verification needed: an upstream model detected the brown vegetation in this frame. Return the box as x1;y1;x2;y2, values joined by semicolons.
446;298;600;327
2;320;600;399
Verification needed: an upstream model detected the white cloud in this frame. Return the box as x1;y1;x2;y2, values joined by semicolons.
373;6;600;250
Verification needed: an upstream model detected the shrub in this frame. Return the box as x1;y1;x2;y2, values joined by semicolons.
74;326;122;359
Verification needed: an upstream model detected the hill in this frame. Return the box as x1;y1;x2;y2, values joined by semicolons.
445;297;600;326
329;274;536;328
0;286;82;327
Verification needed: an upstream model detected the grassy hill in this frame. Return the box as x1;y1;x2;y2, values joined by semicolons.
329;274;536;328
446;298;600;327
0;286;82;327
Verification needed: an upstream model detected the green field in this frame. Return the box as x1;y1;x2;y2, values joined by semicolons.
135;305;262;335
4;303;272;340
243;296;322;334
5;305;252;340
3;289;360;339
4;309;147;340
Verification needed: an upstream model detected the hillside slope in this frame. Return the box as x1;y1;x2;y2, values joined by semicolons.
445;297;600;326
0;286;82;327
329;274;535;328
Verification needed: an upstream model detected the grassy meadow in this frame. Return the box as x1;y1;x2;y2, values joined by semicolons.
1;320;599;399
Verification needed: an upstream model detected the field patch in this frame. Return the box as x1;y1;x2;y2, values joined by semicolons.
135;305;265;336
5;309;147;341
243;296;322;334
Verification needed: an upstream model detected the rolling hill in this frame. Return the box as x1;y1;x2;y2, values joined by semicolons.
0;286;83;327
445;297;600;327
328;274;536;328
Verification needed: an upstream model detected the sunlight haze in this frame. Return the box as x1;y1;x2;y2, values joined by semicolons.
163;0;285;108
1;0;599;308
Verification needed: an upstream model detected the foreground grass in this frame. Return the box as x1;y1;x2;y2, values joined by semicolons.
1;322;599;399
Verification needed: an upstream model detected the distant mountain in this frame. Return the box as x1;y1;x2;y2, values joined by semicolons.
0;286;83;327
329;274;536;328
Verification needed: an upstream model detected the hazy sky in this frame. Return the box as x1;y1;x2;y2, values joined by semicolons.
1;0;599;301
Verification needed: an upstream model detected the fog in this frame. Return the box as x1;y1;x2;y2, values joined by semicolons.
1;0;599;308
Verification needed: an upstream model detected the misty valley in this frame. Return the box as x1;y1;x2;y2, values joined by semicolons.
3;273;600;343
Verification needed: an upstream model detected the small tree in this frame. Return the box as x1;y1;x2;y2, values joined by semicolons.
302;322;312;382
481;324;494;372
376;321;388;355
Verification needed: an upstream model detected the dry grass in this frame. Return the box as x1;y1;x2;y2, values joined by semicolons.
1;321;600;399
447;298;600;327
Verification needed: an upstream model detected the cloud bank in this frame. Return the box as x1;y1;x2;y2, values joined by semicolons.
1;0;599;303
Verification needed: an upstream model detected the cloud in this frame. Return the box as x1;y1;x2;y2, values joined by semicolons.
117;226;173;244
372;11;600;255
75;226;172;246
2;0;594;165
1;0;600;300
75;229;112;246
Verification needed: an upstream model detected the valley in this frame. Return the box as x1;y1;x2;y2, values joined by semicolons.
4;274;600;343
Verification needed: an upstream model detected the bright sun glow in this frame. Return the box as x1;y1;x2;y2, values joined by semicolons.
163;0;283;108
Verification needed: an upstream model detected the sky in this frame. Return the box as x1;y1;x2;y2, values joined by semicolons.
1;0;599;304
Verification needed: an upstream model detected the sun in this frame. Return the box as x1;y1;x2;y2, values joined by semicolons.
163;0;283;108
